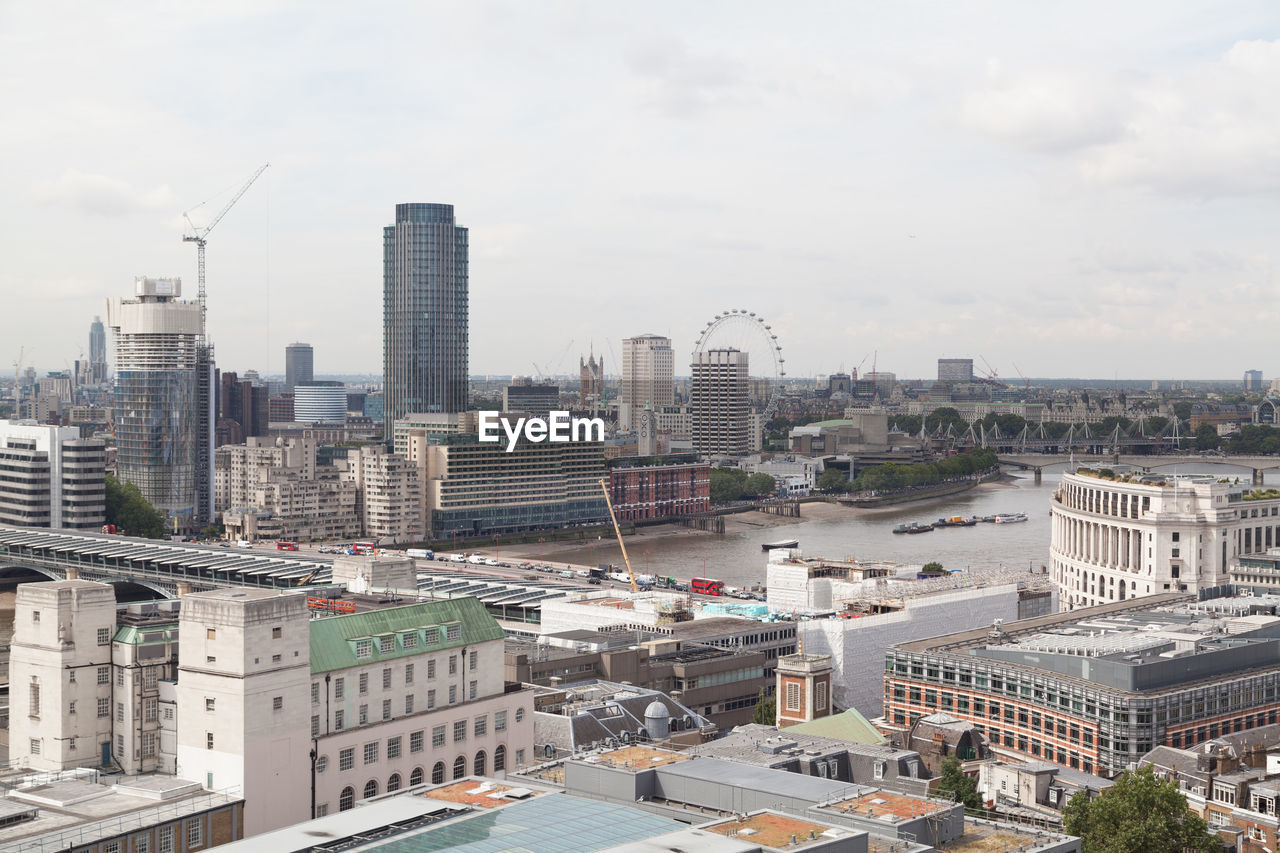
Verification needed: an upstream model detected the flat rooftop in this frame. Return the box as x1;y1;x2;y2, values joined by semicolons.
702;812;847;849
823;790;952;822
947;818;1071;852
419;779;543;808
585;745;690;771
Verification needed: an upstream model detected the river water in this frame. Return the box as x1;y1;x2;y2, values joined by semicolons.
535;461;1280;589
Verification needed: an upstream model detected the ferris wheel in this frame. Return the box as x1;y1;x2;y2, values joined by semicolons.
692;309;786;418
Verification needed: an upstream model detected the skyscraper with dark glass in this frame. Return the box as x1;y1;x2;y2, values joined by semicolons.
284;342;314;392
383;203;469;439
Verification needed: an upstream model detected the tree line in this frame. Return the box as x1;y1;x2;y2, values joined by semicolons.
709;468;779;504
816;448;997;494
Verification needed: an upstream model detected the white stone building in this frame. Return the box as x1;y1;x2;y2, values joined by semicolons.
0;419;106;529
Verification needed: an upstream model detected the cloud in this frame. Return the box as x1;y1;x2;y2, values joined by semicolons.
962;70;1131;153
32;171;176;217
625;35;762;117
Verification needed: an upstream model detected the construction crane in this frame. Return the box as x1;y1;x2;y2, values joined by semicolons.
599;478;638;593
182;163;270;335
12;346;23;410
1011;361;1031;394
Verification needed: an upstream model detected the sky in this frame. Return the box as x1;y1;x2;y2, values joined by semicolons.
1;1;1277;382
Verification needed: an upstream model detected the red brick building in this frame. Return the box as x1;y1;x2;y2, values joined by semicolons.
608;459;710;522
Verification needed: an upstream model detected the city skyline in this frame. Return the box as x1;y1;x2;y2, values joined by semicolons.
1;3;1277;380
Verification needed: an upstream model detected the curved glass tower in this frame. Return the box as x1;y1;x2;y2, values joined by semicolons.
383;203;469;439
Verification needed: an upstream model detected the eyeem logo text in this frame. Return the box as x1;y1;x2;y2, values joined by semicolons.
478;411;605;452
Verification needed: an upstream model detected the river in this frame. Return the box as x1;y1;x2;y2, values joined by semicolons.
527;461;1280;589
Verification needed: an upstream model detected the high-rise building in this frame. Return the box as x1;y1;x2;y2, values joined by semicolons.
107;277;211;529
217;371;268;446
502;380;559;417
691;348;750;457
88;316;107;383
579;350;603;409
1245;369;1264;392
284;342;314;393
0;420;105;529
937;358;973;383
293;380;348;423
383;203;469;438
621;335;674;430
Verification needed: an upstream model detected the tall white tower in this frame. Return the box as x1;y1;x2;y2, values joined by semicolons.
621;335;675;431
176;588;311;835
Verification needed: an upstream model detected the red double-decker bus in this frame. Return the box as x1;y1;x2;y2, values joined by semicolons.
276;541;298;551
691;577;724;596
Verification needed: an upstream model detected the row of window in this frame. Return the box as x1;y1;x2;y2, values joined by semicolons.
322;710;520;769
329;746;522;813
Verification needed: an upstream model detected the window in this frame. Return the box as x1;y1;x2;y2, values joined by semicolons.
273;696;283;711
363;779;378;799
474;750;487;775
494;744;506;772
339;786;355;811
382;699;391;721
816;682;828;712
356;640;372;659
411;730;424;752
117;734;124;756
316;804;329;817
29;679;39;717
69;700;76;715
98;697;109;717
454;720;467;742
452;755;466;779
205;698;215;712
388;736;402;759
874;760;886;780
339;747;355;771
312;715;320;737
97;666;109;684
206;732;214;749
272;626;282;639
359;673;369;694
144;668;157;689
495;710;507;732
447;624;461;641
428;659;436;679
428;689;437;709
449;655;458;675
98;627;110;645
433;725;446;748
312;683;320;705
32;610;39;623
206;628;216;641
145;698;157;722
449;685;457;705
136;834;150;853
29;738;40;755
118;669;125;687
405;663;414;685
403;633;418;650
160;826;174;853
383;668;392;689
516;707;525;723
387;773;402;792
469;681;477;700
785;682;800;711
364;741;379;764
68;669;75;684
335;678;345;699
206;656;216;664
335;710;345;730
469;650;478;670
380;637;394;654
425;764;439;785
143;731;156;757
405;694;414;714
117;702;124;723
272;654;281;663
317;754;328;773
359;705;368;725
517;749;526;766
474;715;487;737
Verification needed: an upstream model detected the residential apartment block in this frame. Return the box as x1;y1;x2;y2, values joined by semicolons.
220;436;359;542
0;419;105;529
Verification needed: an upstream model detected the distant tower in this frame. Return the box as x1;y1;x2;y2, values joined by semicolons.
638;404;657;457
89;316;108;383
284;343;314;393
580;350;604;411
621;335;674;431
691;348;749;457
107;277;211;529
383;203;469;440
775;652;834;728
176;588;311;835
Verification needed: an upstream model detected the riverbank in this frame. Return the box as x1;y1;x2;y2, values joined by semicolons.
836;470;1007;508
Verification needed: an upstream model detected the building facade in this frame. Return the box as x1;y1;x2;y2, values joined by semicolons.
220;436;359;542
343;444;423;542
293;380;348;423
579;351;603;409
0;420;105;529
620;335;674;430
938;358;974;383
107;277;211;528
502;381;560;417
383;202;469;438
607;458;711;522
1050;469;1280;609
691;348;750;457
284;342;314;393
89;315;108;383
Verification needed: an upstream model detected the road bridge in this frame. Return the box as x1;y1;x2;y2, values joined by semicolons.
996;454;1280;485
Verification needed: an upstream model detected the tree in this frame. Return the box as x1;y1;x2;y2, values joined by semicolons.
934;756;981;811
104;474;166;539
925;407;968;434
743;473;778;497
709;467;748;504
1062;766;1217;853
817;467;849;492
921;562;945;574
1194;423;1221;451
750;688;775;725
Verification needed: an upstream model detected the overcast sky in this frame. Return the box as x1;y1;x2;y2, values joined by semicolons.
1;2;1276;382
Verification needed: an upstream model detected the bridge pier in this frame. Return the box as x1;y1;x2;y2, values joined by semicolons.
1254;468;1265;486
1034;468;1042;484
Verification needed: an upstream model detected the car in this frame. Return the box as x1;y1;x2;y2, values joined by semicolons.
498;562;512;568
468;555;486;564
518;562;533;569
588;577;601;585
484;558;500;566
558;570;574;579
448;553;467;563
575;569;591;578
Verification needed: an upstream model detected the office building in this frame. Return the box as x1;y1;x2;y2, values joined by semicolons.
620;335;674;430
606;457;710;522
269;393;295;423
107;277;212;528
691;348;750;457
89;314;108;383
882;590;1280;777
220;436;359;542
0;420;105;529
343;444;423;542
293;380;348;423
937;358;974;382
502;380;560;417
218;371;269;445
284;342;314;392
1049;469;1280;609
1245;369;1265;392
383;202;469;438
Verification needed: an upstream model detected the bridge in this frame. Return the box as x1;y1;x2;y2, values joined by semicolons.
0;526;336;599
995;454;1280;485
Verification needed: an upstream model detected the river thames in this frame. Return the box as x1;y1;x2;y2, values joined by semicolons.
528;461;1280;589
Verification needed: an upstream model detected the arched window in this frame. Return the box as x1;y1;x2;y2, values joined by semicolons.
363;779;378;800
387;773;401;793
339;787;355;812
431;762;445;784
452;755;466;780
515;707;525;723
494;745;506;772
474;750;486;776
412;766;426;786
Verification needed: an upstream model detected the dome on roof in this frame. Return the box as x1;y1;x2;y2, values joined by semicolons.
645;700;670;719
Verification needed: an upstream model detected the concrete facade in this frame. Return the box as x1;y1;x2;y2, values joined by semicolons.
691;348;751;457
0;420;105;530
620;335;675;431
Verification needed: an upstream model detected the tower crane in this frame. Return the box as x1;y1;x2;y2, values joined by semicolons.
12;346;23;410
181;163;270;336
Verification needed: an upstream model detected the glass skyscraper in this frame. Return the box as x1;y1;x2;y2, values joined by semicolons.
284;342;314;393
383;203;469;438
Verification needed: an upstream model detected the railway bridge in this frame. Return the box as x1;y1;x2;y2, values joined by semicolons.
996;454;1280;485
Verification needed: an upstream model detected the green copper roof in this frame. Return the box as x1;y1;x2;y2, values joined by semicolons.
113;624;179;645
308;597;503;674
786;708;887;745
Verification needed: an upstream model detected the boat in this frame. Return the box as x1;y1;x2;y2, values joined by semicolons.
761;539;799;551
935;516;978;527
993;512;1028;524
893;522;935;534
